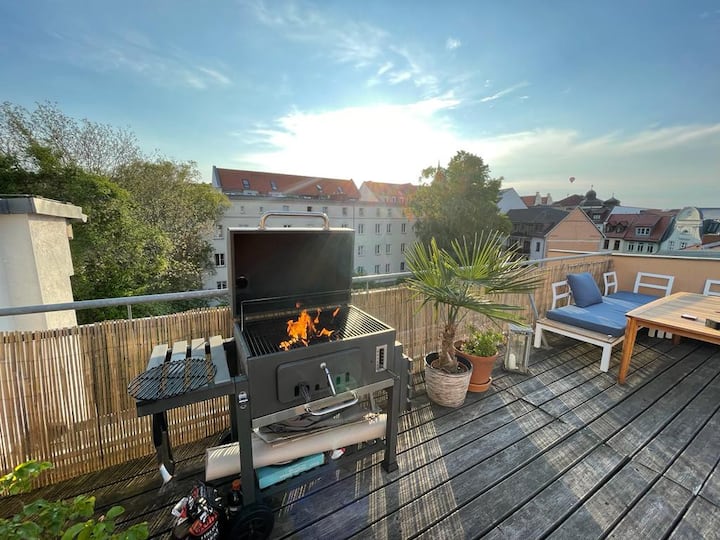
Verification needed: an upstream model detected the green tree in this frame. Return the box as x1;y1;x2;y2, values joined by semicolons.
0;101;231;322
410;151;510;250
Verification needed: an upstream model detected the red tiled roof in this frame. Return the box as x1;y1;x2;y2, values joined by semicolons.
360;181;416;204
214;168;360;200
521;195;550;206
604;213;673;241
553;194;584;207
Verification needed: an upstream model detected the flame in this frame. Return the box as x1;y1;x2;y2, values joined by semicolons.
279;307;339;351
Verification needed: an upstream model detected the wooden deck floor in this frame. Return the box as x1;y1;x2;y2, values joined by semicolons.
5;333;720;539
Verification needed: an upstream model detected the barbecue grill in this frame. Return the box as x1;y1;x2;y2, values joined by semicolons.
229;211;407;432
131;212;409;515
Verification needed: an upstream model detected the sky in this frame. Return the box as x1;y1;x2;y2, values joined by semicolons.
1;0;719;209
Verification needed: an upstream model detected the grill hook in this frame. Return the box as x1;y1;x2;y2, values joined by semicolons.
320;362;337;396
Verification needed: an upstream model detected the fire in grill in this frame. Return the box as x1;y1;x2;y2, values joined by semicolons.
241;305;391;358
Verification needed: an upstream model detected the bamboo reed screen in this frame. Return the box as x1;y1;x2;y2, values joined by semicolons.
0;255;611;486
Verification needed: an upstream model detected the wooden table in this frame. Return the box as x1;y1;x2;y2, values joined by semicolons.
618;292;720;383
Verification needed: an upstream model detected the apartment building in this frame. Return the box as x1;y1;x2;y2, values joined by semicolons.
203;168;417;290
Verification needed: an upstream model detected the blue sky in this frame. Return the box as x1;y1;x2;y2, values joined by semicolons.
1;0;719;209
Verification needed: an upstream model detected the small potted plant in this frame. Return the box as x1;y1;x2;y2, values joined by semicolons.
455;326;505;392
404;232;540;407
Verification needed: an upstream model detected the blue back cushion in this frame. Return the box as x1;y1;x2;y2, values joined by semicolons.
567;272;603;307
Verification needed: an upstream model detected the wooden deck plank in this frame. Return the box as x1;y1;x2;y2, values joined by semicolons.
5;335;720;540
608;476;693;538
670;495;720;540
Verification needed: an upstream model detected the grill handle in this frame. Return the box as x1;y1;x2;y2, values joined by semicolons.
304;391;358;417
259;211;330;230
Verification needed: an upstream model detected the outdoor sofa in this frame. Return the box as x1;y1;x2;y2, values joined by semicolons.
534;271;674;372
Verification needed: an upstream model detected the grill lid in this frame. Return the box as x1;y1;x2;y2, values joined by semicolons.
228;224;354;318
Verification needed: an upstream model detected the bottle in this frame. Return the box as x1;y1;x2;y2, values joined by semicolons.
227;479;243;518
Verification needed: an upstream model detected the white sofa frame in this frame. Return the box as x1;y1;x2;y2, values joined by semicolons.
534;271;675;372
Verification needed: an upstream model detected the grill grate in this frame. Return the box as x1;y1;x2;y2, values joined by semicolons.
241;305;389;357
128;358;216;401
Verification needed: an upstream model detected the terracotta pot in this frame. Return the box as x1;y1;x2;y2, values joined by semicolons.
454;341;498;392
423;352;472;408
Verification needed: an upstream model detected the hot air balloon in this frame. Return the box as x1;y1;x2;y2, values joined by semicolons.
569;176;575;183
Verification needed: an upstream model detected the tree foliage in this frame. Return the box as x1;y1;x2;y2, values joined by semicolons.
410;150;510;250
0;460;149;539
0;102;229;322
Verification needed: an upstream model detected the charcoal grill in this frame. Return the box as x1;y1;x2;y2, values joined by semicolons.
229;212;407;431
131;212;409;510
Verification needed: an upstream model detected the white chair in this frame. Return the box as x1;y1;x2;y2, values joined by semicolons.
603;271;618;296
633;272;674;296
703;279;720;297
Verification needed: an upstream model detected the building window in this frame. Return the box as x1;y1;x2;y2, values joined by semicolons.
613;240;620;250
603;239;609;250
242;179;250;189
216;280;227;289
357;245;365;256
401;223;407;234
341;223;348;228
214;253;225;267
400;261;405;271
375;244;381;255
385;263;390;273
636;227;650;236
680;242;687;249
282;205;290;212
386;244;391;254
386;224;392;233
375;224;381;234
307;206;312;212
627;243;635;252
535;241;541;252
283;224;291;228
359;208;365;217
357;266;364;275
240;205;245;214
400;243;406;254
342;207;348;216
593;214;601;220
214;224;224;239
270;180;278;191
358;224;365;234
259;206;264;213
669;241;675;249
374;264;380;274
387;208;392;217
637;243;645;253
647;245;654;253
322;206;329;214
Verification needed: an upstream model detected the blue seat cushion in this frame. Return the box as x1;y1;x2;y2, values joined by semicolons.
606;291;658;308
546;302;627;337
567;272;603;307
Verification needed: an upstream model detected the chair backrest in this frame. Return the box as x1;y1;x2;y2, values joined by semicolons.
550;280;572;310
603;271;618;296
633;272;674;297
703;279;720;297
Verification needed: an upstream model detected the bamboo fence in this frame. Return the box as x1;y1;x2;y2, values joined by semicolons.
0;255;612;486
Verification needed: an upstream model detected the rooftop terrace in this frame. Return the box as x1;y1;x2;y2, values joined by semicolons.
1;252;719;538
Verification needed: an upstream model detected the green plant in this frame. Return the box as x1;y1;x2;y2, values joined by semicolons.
0;460;149;540
461;327;505;357
404;231;539;373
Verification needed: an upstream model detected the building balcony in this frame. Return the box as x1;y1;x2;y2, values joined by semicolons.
1;252;719;538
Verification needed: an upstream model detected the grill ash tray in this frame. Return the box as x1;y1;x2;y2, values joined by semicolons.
128;358;216;401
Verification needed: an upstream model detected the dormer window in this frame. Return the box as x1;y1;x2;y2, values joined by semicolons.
337;186;344;194
316;184;323;192
242;179;250;189
636;227;650;236
270;181;278;191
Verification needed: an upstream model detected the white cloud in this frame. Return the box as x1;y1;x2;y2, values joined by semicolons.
55;31;231;90
480;82;529;103
446;37;461;50
234;100;720;209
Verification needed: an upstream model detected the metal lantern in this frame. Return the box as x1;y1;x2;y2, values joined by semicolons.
504;323;533;373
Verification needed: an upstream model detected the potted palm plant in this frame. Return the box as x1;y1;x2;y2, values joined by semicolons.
404;232;539;407
455;326;505;392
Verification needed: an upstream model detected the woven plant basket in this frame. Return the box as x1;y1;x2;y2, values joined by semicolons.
424;352;473;408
